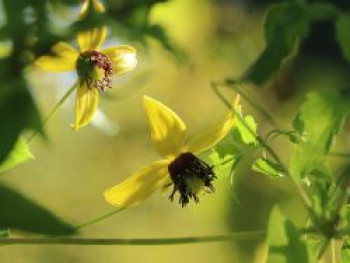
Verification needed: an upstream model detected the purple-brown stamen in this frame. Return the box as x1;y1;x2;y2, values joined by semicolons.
76;50;113;92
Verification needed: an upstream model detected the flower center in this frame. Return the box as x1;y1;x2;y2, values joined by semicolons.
167;152;216;207
76;50;113;92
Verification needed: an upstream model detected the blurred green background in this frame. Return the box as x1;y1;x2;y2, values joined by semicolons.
1;0;350;262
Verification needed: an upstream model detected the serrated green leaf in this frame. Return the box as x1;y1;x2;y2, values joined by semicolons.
0;185;76;235
209;150;235;178
244;3;310;84
211;102;259;176
252;157;284;178
290;90;350;179
210;135;245;178
336;13;350;63
235;104;258;145
0;136;33;173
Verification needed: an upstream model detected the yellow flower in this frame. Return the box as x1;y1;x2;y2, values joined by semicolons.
104;95;239;208
35;0;137;130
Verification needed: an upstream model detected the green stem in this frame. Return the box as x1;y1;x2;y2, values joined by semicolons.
27;82;77;142
0;231;266;246
211;83;321;228
75;209;124;230
223;80;279;128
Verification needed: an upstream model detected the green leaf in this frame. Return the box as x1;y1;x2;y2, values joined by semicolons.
309;165;339;219
0;136;34;173
243;34;291;85
105;0;185;61
0;185;76;235
0;83;27;164
209;134;244;178
336;13;350;63
235;104;258;145
0;66;42;164
210;102;259;176
244;3;310;84
252;157;284;178
290;90;350;179
209;150;235;178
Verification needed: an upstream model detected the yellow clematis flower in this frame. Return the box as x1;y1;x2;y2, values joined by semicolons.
104;95;239;208
35;0;137;130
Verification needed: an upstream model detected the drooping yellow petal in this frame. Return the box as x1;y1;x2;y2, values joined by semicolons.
104;160;170;208
186;96;240;154
143;96;187;159
35;42;78;71
77;0;107;51
103;45;137;75
72;81;99;130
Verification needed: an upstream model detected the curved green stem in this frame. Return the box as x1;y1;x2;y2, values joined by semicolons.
27;82;77;142
224;80;279;128
0;231;266;246
75;209;124;230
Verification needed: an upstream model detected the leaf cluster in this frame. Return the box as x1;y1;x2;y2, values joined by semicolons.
212;86;350;262
240;1;350;85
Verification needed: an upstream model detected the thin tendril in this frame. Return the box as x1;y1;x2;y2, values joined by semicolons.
27;82;78;142
75;209;124;230
223;80;279;128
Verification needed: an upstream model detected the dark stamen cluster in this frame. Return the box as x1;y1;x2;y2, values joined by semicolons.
76;50;113;92
168;152;216;207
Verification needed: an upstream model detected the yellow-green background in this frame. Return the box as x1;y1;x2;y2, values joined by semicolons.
1;0;347;262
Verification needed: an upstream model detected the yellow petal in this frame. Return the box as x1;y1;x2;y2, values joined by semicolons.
77;0;107;51
104;160;170;208
187;96;240;154
72;81;99;130
103;45;137;75
143;96;187;159
35;42;78;71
